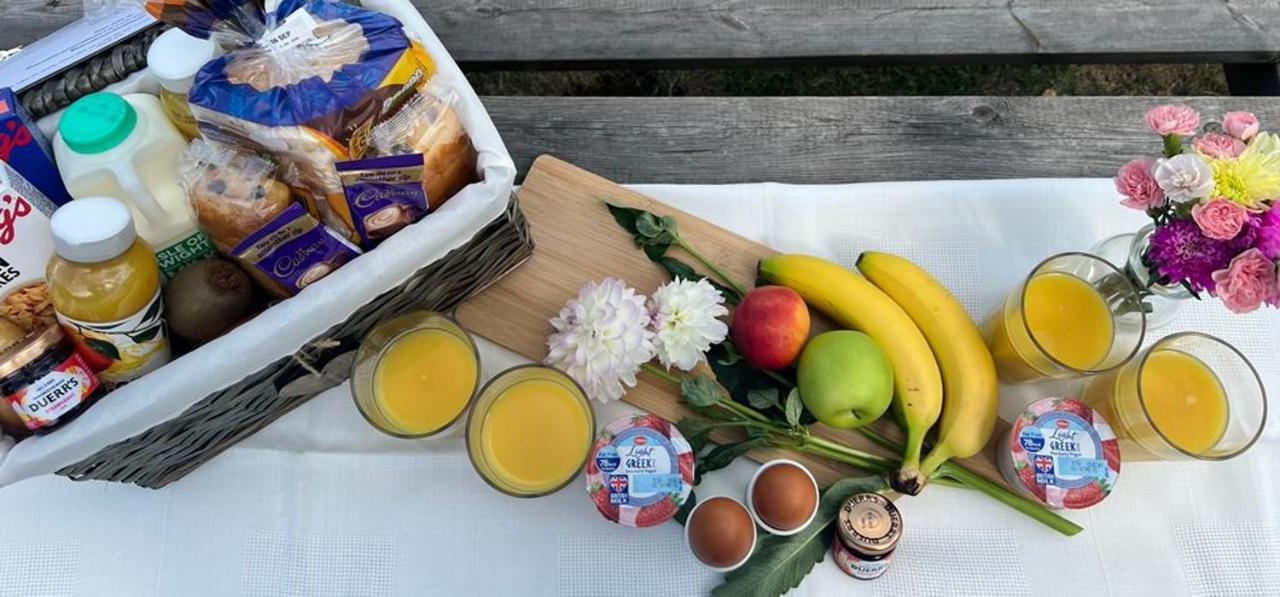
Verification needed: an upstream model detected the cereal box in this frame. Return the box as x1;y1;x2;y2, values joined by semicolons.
0;160;58;330
0;87;72;206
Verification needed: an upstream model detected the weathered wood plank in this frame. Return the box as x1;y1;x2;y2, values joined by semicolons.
3;1;1280;66
484;96;1280;183
426;1;1280;68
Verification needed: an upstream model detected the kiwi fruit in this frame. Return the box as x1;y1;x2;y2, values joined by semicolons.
165;259;255;343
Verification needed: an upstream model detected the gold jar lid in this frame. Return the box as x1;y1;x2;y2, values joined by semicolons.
836;492;902;555
0;325;65;379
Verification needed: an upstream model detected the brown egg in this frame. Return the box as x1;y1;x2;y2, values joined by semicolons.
751;462;818;532
687;497;755;569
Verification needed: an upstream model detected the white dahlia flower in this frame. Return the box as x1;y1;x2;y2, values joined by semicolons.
649;277;729;371
545;278;656;403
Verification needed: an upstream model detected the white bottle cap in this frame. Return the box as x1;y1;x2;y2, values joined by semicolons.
50;197;138;263
147;28;218;95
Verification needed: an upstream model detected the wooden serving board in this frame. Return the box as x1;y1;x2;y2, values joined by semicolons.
459;156;1012;489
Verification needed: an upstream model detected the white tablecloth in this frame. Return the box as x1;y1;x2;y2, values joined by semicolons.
1;179;1276;597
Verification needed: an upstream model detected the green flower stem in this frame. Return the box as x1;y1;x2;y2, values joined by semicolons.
674;239;749;298
795;442;894;475
762;369;795;389
935;462;1083;537
931;477;967;490
803;434;896;469
641;362;681;385
855;426;904;454
1163;134;1183;158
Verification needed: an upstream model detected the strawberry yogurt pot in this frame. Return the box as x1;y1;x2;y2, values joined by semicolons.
997;397;1121;510
586;413;694;528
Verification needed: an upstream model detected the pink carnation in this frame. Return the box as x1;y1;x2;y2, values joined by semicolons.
1193;133;1246;159
1114;159;1164;210
1192;199;1252;240
1211;249;1278;313
1145;105;1201;136
1222;111;1260;141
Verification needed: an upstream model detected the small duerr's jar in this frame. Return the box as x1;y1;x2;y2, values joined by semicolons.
0;325;104;434
832;493;902;580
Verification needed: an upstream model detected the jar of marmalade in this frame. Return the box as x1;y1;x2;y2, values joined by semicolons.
0;325;104;434
832;492;903;580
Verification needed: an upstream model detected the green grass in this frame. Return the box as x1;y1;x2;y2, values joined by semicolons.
466;64;1228;96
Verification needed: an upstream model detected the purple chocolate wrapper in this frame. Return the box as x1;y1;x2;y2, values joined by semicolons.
232;202;361;294
336;154;428;247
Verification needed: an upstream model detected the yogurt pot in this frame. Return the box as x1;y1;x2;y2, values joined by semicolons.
586;413;694;528
997;397;1121;510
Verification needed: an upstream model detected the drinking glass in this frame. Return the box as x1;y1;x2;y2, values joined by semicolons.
350;311;480;438
983;252;1146;383
466;365;595;498
1082;332;1266;461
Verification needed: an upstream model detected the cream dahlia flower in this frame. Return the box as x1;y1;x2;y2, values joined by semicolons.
649;278;729;371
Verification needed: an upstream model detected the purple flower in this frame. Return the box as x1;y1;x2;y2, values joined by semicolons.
1255;204;1280;260
1148;219;1234;293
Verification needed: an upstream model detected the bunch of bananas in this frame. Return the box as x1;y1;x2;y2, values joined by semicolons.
759;252;998;495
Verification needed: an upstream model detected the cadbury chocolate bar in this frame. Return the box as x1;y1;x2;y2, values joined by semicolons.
335;154;429;248
231;203;361;296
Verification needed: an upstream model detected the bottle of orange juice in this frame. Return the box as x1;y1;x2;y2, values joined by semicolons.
46;197;170;383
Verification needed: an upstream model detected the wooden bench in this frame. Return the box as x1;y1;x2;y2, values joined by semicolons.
5;1;1280;182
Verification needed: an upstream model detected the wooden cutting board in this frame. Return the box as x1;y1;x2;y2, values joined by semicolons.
459;155;1013;489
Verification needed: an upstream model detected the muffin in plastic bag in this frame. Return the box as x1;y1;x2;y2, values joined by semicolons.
178;139;360;297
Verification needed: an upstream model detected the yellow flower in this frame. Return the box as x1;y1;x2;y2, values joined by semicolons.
1211;142;1280;209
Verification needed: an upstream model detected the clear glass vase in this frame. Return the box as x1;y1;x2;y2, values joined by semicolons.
1091;224;1193;329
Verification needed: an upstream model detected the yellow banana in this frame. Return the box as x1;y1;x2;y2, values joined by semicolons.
758;254;942;487
857;251;998;494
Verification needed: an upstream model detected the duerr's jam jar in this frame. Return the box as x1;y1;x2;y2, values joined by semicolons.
0;324;104;434
832;492;902;580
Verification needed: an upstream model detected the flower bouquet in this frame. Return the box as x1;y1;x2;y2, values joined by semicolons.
1115;106;1280;315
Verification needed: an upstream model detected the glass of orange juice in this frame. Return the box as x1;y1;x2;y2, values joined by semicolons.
351;311;480;438
467;365;595;498
1082;333;1266;461
984;252;1146;383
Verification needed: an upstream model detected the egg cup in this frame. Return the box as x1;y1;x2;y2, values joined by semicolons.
746;459;820;536
684;496;757;573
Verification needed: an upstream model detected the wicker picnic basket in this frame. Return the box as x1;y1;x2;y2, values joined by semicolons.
0;0;531;489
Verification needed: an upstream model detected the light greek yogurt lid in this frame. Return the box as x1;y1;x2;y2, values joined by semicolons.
585;413;694;528
1007;397;1121;510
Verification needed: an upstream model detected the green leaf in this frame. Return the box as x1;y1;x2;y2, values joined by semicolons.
713;476;888;597
675;490;698;526
84;338;121;361
659;256;699;281
636;212;666;237
784;389;803;428
680;374;722;408
644;242;671;261
747;388;781;411
717;341;743;366
676;418;708;454
604;202;642;234
706;342;811;425
676;417;734;454
701;437;768;477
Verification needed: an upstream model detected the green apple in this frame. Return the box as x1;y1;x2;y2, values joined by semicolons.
797;331;894;429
